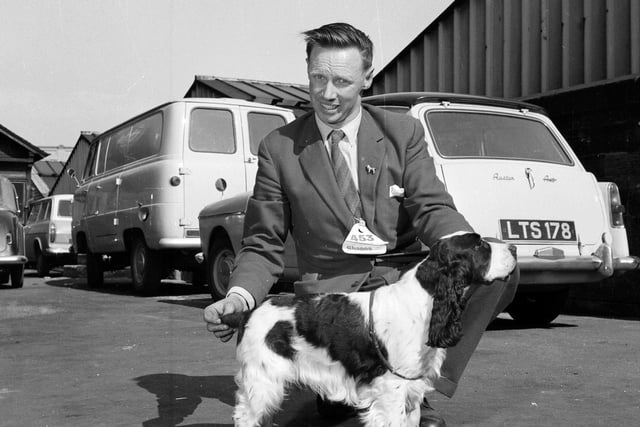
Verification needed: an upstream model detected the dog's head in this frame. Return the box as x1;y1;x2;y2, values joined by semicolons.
416;233;517;348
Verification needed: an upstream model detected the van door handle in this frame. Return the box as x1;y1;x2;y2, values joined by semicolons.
95;185;102;190
246;156;258;163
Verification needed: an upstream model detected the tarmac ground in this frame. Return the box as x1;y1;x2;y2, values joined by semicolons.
1;270;639;426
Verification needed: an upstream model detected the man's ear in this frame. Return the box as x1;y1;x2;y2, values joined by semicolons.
363;67;374;90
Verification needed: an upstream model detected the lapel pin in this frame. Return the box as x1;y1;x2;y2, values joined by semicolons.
365;165;376;175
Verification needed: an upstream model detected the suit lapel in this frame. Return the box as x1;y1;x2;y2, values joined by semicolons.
297;119;355;230
357;110;385;224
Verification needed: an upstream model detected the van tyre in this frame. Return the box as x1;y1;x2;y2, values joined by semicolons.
130;237;162;295
507;289;568;326
86;251;104;288
10;265;24;288
207;239;235;300
36;251;49;277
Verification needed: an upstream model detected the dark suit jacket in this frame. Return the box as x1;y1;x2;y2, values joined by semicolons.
229;104;473;303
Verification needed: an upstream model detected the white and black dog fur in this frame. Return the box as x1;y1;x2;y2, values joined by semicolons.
221;233;517;427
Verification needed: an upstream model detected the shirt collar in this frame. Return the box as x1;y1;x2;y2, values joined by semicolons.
315;108;362;145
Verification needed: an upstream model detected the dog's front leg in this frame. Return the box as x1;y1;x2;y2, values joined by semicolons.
259;415;273;427
406;400;421;427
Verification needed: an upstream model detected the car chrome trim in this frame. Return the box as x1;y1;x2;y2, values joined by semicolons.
518;244;639;275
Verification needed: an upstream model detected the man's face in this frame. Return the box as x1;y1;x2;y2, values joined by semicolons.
307;46;373;128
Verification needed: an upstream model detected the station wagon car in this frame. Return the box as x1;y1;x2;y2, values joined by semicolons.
24;194;74;276
0;175;26;288
197;92;639;325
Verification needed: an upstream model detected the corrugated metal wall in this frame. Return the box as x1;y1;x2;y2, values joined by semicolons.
369;0;640;98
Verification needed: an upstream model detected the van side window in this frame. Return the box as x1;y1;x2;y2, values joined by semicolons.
27;202;41;223
189;108;235;153
126;113;163;161
104;113;163;172
247;112;286;155
83;142;100;180
97;136;111;174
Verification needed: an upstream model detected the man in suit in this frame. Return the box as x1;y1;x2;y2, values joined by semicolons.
204;22;517;427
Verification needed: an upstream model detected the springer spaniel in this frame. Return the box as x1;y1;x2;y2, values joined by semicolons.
222;233;517;427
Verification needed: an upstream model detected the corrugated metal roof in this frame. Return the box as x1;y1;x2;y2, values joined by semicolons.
186;76;311;110
0;123;48;160
33;160;65;177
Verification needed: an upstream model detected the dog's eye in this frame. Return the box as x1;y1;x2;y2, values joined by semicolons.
474;241;488;250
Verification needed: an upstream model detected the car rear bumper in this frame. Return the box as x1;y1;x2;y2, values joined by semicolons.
157;238;201;249
517;242;639;284
0;255;28;265
45;247;72;255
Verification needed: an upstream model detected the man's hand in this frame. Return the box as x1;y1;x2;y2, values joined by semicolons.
203;294;247;342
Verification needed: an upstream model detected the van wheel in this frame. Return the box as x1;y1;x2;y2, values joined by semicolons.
130;237;162;295
207;240;235;300
86;251;104;288
36;251;49;277
0;271;8;285
10;265;24;288
507;289;568;326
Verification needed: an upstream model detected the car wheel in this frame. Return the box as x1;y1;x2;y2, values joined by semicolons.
0;271;9;285
207;239;235;300
36;251;49;277
507;289;569;326
10;265;24;288
130;237;162;295
86;251;104;288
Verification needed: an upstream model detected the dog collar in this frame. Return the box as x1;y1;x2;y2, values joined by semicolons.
368;289;424;381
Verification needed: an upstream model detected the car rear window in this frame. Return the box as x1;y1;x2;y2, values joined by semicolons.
57;200;72;217
425;111;572;165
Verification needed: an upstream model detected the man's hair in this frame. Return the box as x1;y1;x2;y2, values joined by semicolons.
302;22;373;70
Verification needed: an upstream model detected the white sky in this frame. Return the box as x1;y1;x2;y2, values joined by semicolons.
0;0;452;148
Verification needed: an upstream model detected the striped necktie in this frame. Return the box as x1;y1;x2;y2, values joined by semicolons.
329;129;362;218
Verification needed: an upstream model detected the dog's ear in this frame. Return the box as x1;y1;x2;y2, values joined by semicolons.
426;268;465;348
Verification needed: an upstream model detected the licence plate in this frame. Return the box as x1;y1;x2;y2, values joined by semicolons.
500;219;577;242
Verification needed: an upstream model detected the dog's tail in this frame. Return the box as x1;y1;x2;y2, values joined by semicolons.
219;311;251;329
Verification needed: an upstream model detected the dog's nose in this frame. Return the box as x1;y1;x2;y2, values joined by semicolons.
508;244;517;258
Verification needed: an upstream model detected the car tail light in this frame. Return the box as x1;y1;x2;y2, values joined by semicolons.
6;233;12;245
607;183;625;227
49;223;57;243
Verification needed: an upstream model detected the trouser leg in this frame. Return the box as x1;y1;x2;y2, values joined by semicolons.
434;268;519;397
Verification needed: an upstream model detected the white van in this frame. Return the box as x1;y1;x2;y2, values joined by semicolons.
70;98;295;294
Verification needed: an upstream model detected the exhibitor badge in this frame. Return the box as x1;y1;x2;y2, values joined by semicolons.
342;221;388;255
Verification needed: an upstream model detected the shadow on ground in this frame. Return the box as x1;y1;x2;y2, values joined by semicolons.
134;373;236;427
133;373;360;427
43;274;208;298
